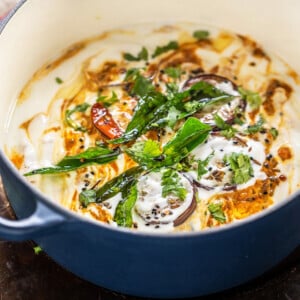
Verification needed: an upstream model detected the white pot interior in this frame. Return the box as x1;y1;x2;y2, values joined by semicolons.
0;0;299;144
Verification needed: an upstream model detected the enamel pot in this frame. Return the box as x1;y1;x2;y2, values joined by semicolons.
0;0;300;298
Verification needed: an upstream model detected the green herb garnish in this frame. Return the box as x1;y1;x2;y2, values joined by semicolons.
164;67;183;79
55;77;63;84
270;127;279;139
245;116;265;134
114;183;138;227
238;87;262;110
123;47;148;62
208;203;226;223
79;166;144;207
193;30;210;40
33;246;43;255
24;146;120;176
65;103;90;132
213;114;237;139
162;168;187;201
224;153;254;184
197;152;214;179
152;41;179;58
96;91;119;107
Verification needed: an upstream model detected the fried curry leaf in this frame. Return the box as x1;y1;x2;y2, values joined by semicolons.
114;183;138;227
123;47;149;62
224;153;254;185
126;118;211;169
65;103;90;132
162;168;187;201
208;203;226;223
238;87;262;110
79;166;144;207
152;41;179;58
213;114;237;139
55;77;63;84
162;118;211;166
193;30;210;40
112;79;231;144
24;146;120;176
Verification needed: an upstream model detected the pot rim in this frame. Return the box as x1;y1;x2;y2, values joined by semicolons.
1;0;299;239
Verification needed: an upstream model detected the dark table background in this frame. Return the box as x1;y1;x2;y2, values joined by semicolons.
1;178;300;300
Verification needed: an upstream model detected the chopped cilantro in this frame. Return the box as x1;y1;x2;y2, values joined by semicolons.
125;139;162;168
197;151;214;179
161;168;187;201
96;91;119;107
123;47;148;61
165;106;182;128
33;246;43;255
208;203;226;223
270;127;279;139
125;68;141;81
224;153;254;185
213;114;237;139
65;103;90;132
238;87;262;110
164;67;182;79
193;30;210;40
55;77;63;84
152;41;179;58
245;116;265;134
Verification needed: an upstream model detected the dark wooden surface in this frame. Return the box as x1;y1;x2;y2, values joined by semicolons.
1;178;300;300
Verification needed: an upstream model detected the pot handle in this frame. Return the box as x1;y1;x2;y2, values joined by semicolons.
0;201;68;241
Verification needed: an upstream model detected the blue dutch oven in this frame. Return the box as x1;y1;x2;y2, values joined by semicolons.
0;0;300;298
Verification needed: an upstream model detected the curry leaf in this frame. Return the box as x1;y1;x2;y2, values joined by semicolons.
24;147;120;176
114;183;138;227
164;67;183;79
79;166;144;207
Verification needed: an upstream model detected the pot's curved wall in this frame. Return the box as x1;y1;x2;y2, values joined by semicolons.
0;0;300;143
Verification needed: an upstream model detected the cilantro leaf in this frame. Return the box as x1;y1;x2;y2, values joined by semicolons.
164;67;183;79
65;103;90;132
162;168;187;201
193;30;210;40
224;153;254;184
152;41;179;58
125;140;162;168
245;116;265;134
208;203;226;223
213;114;237;139
123;47;148;61
96;91;119;107
33;246;43;255
270;127;278;139
197;151;214;179
55;77;63;84
238;87;262;110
